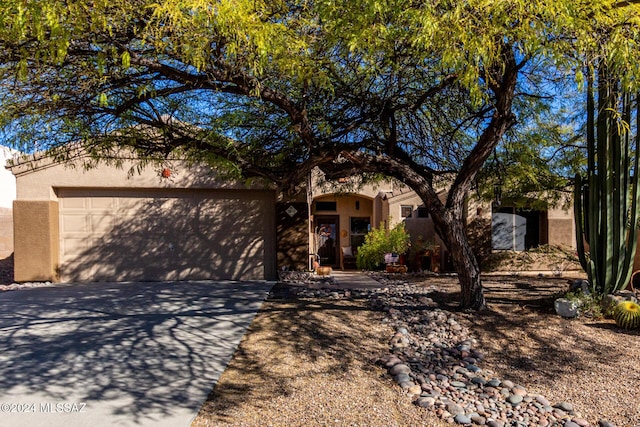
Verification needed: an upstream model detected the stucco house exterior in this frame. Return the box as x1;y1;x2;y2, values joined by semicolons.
8;151;580;284
8;153;287;283
308;171;577;273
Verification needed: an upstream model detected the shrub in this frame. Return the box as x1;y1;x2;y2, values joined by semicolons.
356;222;410;270
562;291;604;319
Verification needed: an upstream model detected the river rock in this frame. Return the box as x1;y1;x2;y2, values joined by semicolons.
507;394;523;405
447;402;465;415
394;373;411;383
454;414;472;425
555;402;574;413
535;395;551;406
389;363;412;375
555;298;579;318
416;396;436;408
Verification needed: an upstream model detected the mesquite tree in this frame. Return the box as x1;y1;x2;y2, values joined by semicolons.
1;1;640;310
574;65;640;295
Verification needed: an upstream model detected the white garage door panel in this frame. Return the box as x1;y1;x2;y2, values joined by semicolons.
58;189;275;282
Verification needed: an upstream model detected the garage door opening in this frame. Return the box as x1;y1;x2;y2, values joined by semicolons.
57;188;276;282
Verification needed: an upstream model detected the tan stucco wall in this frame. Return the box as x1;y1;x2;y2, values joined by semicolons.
387;191;423;226
12;157;270;202
276;196;309;271
0;207;13;258
13;200;59;282
385;189;451;270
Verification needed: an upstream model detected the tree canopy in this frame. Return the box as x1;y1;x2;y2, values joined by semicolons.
1;0;640;309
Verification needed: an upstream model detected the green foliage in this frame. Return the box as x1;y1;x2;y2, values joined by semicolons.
3;0;640;311
563;291;604;319
574;66;640;296
612;301;640;329
478;81;586;208
356;222;410;271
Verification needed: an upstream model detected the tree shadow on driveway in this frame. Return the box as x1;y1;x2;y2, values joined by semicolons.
0;280;272;427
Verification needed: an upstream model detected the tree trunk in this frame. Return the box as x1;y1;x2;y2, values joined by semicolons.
426;193;487;311
442;212;487;310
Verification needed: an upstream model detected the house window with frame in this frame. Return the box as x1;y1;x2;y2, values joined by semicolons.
350;217;371;248
315;201;337;211
401;205;413;218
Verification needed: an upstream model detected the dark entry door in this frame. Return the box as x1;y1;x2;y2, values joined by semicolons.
315;216;339;267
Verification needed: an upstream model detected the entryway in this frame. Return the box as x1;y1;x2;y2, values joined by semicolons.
314;215;340;268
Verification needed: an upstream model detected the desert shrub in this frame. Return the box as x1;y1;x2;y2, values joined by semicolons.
356;222;410;270
562;291;604;319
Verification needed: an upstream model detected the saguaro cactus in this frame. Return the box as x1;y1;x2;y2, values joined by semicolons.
574;66;640;295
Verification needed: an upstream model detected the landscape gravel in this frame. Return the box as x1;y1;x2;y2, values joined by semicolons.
284;273;639;427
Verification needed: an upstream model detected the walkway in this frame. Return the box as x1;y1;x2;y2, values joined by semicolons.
330;270;387;290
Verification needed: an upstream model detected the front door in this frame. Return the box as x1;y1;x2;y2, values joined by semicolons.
314;216;339;268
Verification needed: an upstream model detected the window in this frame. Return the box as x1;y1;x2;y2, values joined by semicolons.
315;201;337;211
417;207;429;218
350;217;371;247
401;205;413;218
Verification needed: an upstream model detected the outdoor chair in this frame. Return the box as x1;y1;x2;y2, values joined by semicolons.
341;246;357;270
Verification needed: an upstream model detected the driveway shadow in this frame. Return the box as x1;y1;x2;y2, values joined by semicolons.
0;281;272;427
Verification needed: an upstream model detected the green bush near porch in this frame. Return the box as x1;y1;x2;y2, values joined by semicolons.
356;222;410;270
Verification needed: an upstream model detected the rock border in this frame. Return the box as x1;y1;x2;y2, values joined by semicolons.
289;275;617;427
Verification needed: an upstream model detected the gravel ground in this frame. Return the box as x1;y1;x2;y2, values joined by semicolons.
191;289;450;427
192;273;640;427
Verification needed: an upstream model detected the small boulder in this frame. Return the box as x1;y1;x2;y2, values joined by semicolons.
570;279;591;295
555;298;579;318
389;363;412;375
454;414;472;425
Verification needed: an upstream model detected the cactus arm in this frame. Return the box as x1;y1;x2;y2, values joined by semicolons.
619;94;640;290
615;92;632;289
600;76;616;295
611;87;623;291
574;174;590;273
589;69;603;293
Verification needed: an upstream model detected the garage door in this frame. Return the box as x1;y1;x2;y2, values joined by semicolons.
57;188;276;282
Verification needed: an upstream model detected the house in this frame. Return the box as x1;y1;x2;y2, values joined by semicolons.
8;152;287;282
8;151;579;283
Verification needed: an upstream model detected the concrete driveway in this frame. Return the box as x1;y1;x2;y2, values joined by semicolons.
0;280;273;427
